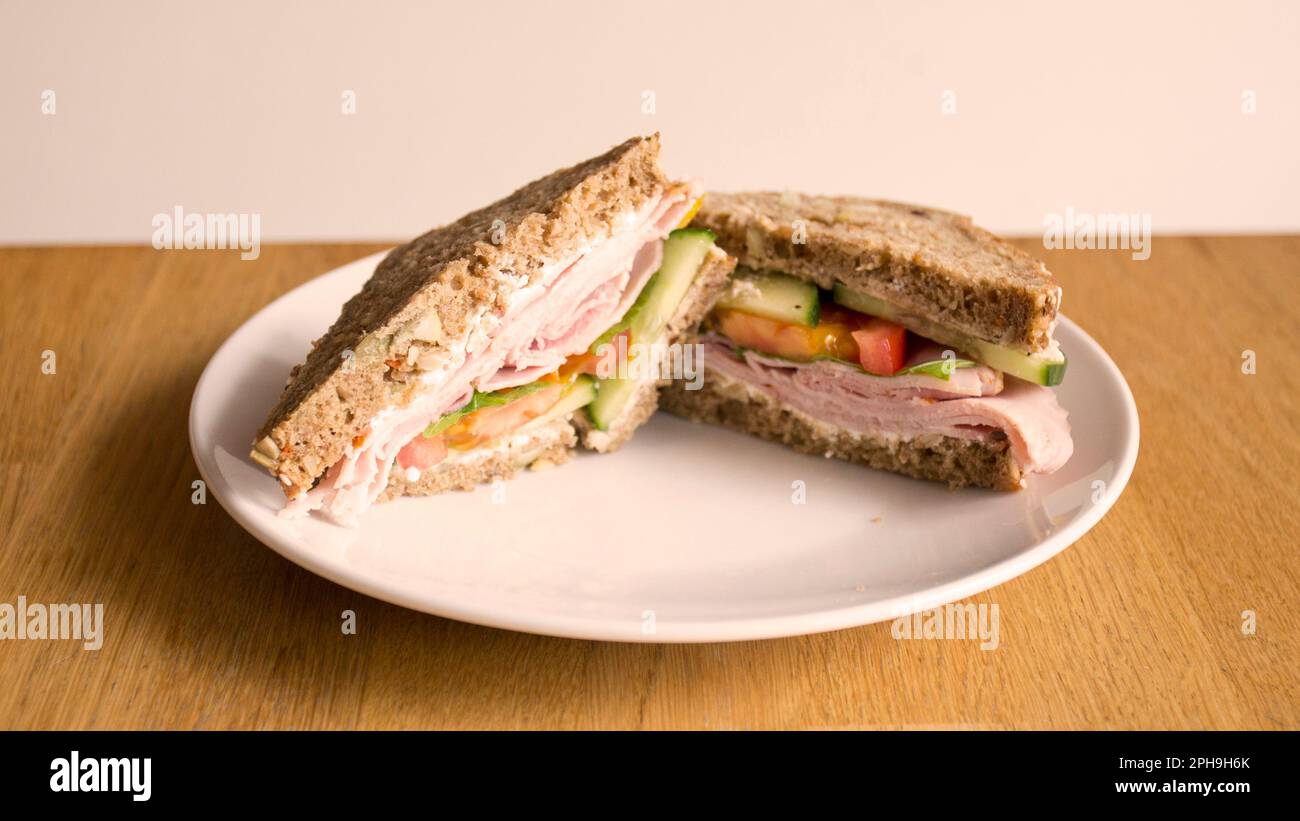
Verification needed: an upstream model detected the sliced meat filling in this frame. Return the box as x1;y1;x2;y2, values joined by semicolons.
700;335;1073;476
285;184;699;524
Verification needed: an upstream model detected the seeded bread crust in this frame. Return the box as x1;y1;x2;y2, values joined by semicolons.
254;135;668;498
693;192;1060;354
575;245;736;452
659;370;1023;491
379;418;577;500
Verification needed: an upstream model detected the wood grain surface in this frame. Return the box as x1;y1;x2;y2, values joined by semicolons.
1;237;1296;730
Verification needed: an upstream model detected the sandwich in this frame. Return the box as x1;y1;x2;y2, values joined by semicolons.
250;135;735;525
660;192;1073;490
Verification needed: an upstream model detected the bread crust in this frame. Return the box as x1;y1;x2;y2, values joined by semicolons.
693;192;1060;354
255;135;667;498
659;369;1023;491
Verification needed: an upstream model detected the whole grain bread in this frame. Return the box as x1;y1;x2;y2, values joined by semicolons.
694;192;1061;354
576;245;736;452
379;418;576;500
659;370;1022;491
380;243;734;495
254;135;668;498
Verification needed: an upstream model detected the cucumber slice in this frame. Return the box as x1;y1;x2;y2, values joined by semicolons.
521;376;596;431
585;377;641;431
715;269;820;327
629;227;716;344
587;228;716;355
831;283;1068;386
966;343;1067;387
585;228;717;430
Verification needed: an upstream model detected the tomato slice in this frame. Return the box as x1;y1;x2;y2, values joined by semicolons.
396;433;448;471
850;318;907;375
442;384;564;450
715;309;859;362
714;302;908;375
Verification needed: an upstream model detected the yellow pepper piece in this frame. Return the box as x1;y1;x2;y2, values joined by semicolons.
675;197;703;229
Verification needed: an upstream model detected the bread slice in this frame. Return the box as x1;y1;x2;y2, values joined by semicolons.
381;243;733;499
253;135;668;499
659;370;1022;491
379;417;576;500
574;245;736;452
693;192;1061;354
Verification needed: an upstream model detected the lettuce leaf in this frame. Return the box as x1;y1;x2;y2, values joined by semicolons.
896;358;978;380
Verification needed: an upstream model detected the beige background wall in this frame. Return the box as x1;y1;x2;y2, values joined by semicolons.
3;0;1297;243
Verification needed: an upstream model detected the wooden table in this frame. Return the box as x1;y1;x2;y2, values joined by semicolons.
1;237;1296;730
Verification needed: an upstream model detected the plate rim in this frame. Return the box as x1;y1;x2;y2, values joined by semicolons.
190;253;1140;643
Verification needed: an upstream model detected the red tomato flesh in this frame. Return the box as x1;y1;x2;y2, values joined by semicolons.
850;318;907;375
715;309;859;362
714;304;907;375
397;433;448;470
443;384;563;450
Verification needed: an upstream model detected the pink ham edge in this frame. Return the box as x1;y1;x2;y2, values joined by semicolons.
282;184;700;525
701;337;1073;478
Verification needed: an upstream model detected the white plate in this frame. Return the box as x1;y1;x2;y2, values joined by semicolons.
190;251;1139;642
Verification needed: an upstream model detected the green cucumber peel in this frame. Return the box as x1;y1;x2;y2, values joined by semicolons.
587;274;656;355
586;228;717;356
668;226;715;241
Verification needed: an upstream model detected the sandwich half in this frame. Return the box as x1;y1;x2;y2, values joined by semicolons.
251;135;734;525
660;192;1073;490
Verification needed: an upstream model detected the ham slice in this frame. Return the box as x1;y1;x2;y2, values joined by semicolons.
284;184;699;524
476;237;665;391
701;336;1072;476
